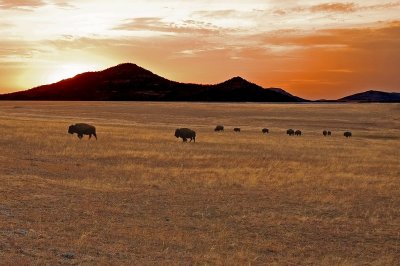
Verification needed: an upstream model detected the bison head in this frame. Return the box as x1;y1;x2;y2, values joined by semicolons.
174;129;181;138
68;125;76;134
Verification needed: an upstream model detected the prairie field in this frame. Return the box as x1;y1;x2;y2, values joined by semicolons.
0;101;399;265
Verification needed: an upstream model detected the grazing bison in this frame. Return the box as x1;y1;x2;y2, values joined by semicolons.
295;130;302;136
328;131;332;136
175;128;196;142
68;123;97;140
344;131;352;138
234;128;241;132
287;129;295;136
262;128;269;134
323;130;328;136
214;125;224;132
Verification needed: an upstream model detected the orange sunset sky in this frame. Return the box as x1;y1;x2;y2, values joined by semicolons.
0;0;399;99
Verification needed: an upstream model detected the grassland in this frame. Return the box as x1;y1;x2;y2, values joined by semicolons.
0;101;399;265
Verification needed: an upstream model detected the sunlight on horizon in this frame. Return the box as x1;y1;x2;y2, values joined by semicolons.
45;64;98;84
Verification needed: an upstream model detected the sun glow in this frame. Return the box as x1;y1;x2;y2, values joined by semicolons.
46;64;95;84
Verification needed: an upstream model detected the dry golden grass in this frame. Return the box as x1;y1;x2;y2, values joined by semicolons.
0;101;399;265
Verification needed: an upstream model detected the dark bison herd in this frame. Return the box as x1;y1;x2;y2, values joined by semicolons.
68;123;353;142
323;130;332;136
174;126;352;142
286;129;301;136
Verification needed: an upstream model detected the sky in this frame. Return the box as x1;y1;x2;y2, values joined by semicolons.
0;0;399;99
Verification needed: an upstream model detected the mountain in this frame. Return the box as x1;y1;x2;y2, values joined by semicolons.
339;90;400;103
268;87;305;102
0;63;306;102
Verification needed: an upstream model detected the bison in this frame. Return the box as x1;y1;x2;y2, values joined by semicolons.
175;128;196;142
68;123;97;140
287;129;295;136
214;125;224;132
295;130;302;136
344;131;352;138
234;128;241;132
262;128;269;134
328;131;332;136
323;130;328;136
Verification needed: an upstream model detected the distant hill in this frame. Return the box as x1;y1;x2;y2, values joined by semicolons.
0;63;306;102
339;90;400;103
268;87;305;102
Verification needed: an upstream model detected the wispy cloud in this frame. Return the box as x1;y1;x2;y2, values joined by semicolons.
0;0;45;9
192;9;239;18
310;3;357;13
114;17;220;35
273;1;400;16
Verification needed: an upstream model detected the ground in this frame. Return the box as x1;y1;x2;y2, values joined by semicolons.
0;102;399;265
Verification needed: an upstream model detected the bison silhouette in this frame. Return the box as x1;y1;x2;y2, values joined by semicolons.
323;130;328;136
214;125;224;132
287;129;295;136
68;123;97;140
262;128;269;134
295;130;302;136
344;131;352;138
175;128;196;142
328;131;332;136
234;128;241;132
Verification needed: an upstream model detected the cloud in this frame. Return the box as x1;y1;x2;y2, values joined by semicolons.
363;2;400;10
113;17;220;35
259;21;400;49
310;3;357;13
309;1;400;13
273;1;400;16
0;0;45;9
0;40;41;60
0;0;74;10
0;22;12;28
51;0;74;8
192;9;239;18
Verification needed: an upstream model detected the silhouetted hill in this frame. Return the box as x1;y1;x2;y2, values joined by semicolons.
268;87;305;102
0;63;306;102
339;90;400;103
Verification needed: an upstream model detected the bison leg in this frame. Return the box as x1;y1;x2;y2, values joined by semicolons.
93;133;97;140
193;137;196;143
78;134;83;139
182;137;187;142
89;134;92;139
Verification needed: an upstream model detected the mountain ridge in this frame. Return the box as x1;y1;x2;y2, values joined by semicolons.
1;63;398;102
339;90;400;103
0;63;306;102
